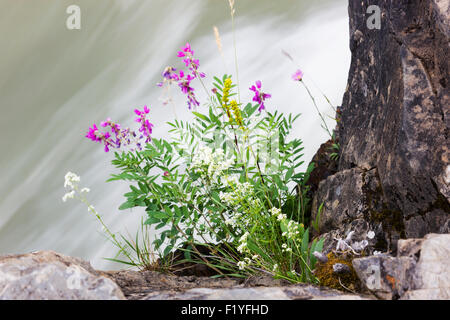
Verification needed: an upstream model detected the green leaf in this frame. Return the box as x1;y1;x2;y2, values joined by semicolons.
301;228;309;255
148;211;167;219
119;201;135;210
192;112;210;122
285;167;294;181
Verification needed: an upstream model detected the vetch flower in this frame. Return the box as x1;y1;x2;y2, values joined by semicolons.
249;80;271;112
157;66;178;87
177;42;194;57
86;124;115;152
177;43;205;79
134;105;154;143
86;118;143;152
177;72;200;109
292;69;304;82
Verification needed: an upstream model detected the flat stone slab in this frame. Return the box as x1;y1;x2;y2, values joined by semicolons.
0;251;125;300
142;285;370;300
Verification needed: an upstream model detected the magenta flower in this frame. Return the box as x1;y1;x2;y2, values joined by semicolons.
85;124;115;152
177;42;205;79
157;42;204;109
134;105;153;143
292;69;304;82
249;80;271;112
86;106;155;152
177;43;194;57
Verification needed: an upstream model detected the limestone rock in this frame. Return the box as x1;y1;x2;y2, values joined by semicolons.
0;251;125;300
401;234;450;299
142;285;370;300
353;233;450;299
311;0;450;252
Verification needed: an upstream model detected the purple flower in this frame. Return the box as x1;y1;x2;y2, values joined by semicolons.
85;124;115;152
157;66;178;87
177;43;205;80
177;43;194;57
157;42;204;110
86;107;154;152
134;105;153;142
292;69;304;82
249;80;271;112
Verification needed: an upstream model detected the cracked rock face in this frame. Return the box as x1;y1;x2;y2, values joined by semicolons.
353;233;450;300
312;0;449;252
0;251;125;300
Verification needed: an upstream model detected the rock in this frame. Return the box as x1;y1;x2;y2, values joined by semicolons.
0;251;125;300
306;139;339;199
102;269;246;300
104;270;371;300
352;255;416;300
313;251;328;263
311;0;450;252
142;285;370;300
333;263;351;274
401;233;450;299
311;167;385;253
353;233;450;299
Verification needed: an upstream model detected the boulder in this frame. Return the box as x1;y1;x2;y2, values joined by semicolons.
311;0;450;252
353;233;450;299
0;251;125;300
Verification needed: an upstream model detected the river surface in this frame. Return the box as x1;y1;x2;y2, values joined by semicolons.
0;0;350;270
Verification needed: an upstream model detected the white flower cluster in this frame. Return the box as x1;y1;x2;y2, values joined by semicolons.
62;171;90;203
282;220;301;239
64;171;80;189
270;207;287;221
281;243;292;253
190;146;233;182
219;176;253;207
237;231;250;253
236;254;260;270
235;230;260;272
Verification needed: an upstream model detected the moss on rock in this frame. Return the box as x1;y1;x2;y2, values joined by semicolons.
314;252;362;292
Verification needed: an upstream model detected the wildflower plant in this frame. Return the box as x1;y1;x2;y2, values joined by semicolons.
74;6;327;284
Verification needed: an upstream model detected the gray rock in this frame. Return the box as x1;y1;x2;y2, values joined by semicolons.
313;251;328;264
352;255;416;300
311;168;384;253
353;233;450;300
401;234;450;299
0;251;125;300
311;0;450;253
333;263;351;274
142;285;370;300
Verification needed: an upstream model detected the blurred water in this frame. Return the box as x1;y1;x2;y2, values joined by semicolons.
0;0;349;270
